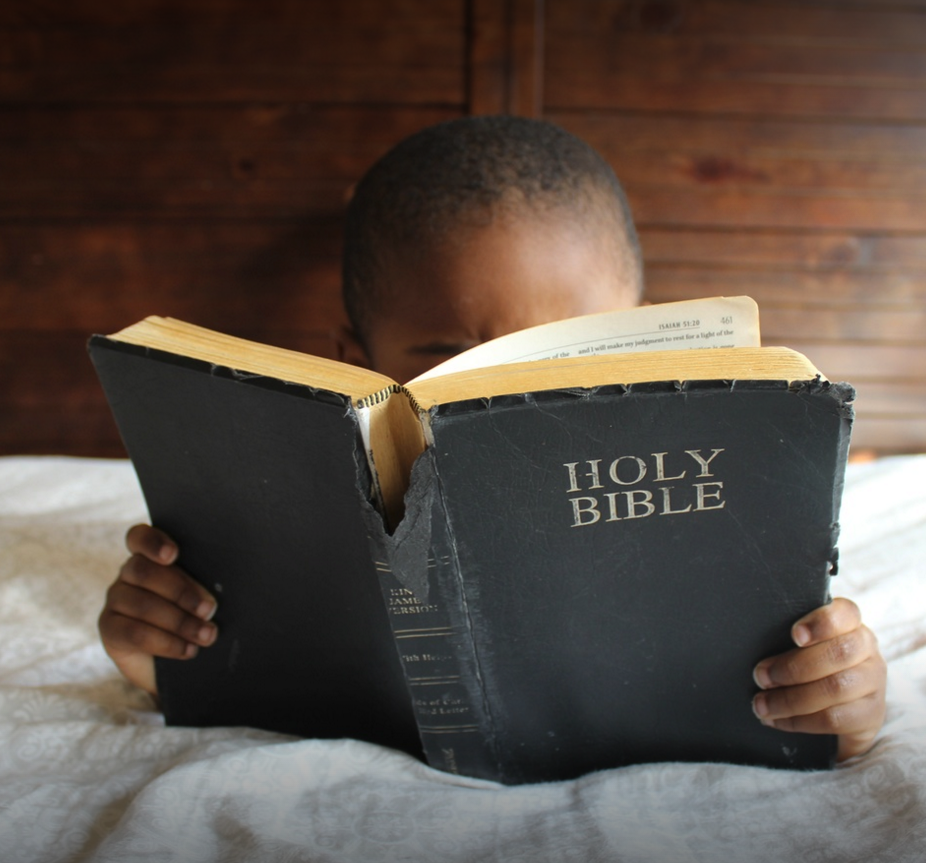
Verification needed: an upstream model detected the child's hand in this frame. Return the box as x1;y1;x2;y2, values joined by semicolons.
98;524;218;697
752;597;887;762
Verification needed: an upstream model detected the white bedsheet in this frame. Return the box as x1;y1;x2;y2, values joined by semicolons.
1;455;924;862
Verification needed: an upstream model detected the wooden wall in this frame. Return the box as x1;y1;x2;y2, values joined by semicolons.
547;0;926;456
3;0;925;457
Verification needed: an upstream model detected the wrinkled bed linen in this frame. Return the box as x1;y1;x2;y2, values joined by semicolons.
1;455;925;863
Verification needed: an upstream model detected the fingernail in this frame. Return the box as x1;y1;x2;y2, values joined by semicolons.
752;694;775;726
158;543;178;564
793;624;812;647
752;693;768;718
183;643;199;659
195;599;217;621
753;662;773;690
197;623;217;646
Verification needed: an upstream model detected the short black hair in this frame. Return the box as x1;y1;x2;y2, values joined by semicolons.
342;115;643;344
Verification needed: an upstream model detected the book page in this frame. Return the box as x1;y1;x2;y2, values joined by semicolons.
410;296;760;383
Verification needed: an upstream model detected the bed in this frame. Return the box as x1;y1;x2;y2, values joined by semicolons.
1;453;925;862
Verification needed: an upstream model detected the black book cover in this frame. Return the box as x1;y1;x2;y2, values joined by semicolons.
372;455;501;779
419;378;851;783
90;332;851;784
89;337;422;757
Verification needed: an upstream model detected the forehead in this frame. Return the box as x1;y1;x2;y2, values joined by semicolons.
363;210;640;381
379;211;637;338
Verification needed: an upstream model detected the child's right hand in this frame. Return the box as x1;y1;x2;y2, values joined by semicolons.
98;524;218;697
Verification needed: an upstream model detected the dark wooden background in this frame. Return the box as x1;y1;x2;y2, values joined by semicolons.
3;0;925;457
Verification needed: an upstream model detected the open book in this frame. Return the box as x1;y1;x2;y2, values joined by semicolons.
89;296;850;783
97;296;798;526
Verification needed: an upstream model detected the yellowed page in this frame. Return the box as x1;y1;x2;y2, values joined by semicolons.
407;346;818;412
410;296;760;383
110;316;396;400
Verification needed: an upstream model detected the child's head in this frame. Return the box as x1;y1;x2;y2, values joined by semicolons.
340;116;644;382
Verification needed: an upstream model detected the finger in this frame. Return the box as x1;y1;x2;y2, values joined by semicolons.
754;682;885;747
753;624;877;689
109;651;157;697
790;597;861;648
125;523;179;565
752;655;884;723
100;604;202;663
103;581;218;651
759;697;884;762
837;729;884;762
117;553;217;621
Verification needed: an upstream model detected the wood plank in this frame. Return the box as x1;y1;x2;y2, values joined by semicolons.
592;150;926;195
0;410;126;458
645;268;926;306
546;39;926;113
0;225;345;332
552;113;926;230
0;105;461;144
823;0;926;9
0;328;338;457
0;105;459;218
2;23;460;71
469;0;513;115
545;0;926;118
627;187;926;232
0;182;355;220
775;342;926;383
0;332;124;457
639;230;926;271
644;270;926;345
10;165;925;222
0;105;459;144
510;0;544;117
1;0;461;28
547;1;926;46
552;113;926;162
848;416;926;455
9;115;926;197
760;307;926;345
0;105;455;202
0;122;460;184
2;68;463;106
23;269;926;346
1;3;465;104
0;284;345;334
551;78;926;122
0;221;343;267
539;0;926;455
548;38;926;90
848;381;926;417
469;0;544;116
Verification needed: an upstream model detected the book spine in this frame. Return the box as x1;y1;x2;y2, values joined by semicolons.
369;450;499;780
375;565;496;778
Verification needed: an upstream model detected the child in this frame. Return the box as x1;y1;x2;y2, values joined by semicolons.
98;116;886;764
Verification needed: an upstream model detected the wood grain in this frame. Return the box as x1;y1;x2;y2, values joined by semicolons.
0;105;458;218
1;0;464;104
469;0;544;116
3;0;925;455
639;229;926;270
547;0;926;118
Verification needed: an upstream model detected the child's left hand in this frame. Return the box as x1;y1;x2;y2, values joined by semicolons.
752;597;887;762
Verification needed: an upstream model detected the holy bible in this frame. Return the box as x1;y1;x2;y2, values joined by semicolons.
88;297;851;783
